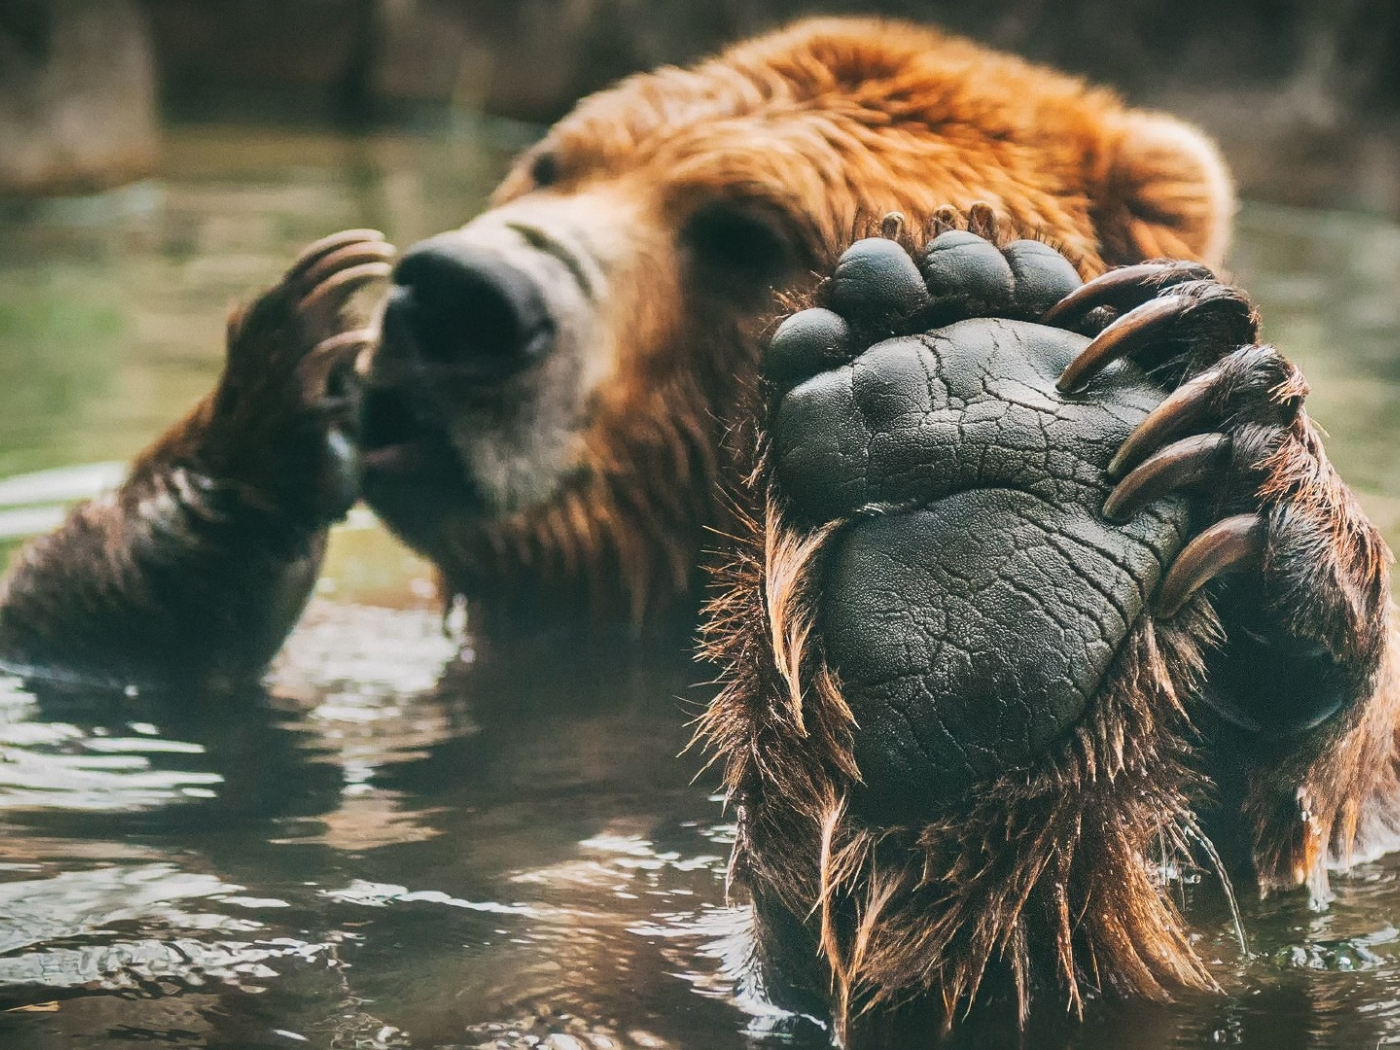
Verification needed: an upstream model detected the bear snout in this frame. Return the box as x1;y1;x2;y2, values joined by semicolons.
384;233;556;382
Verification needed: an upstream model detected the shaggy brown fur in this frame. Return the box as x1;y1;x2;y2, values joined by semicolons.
699;485;1220;1032
1238;432;1400;891
433;359;727;627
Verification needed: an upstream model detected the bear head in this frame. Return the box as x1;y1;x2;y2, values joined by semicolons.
356;17;1234;626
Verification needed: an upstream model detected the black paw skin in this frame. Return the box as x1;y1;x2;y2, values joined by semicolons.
765;308;852;394
765;231;1084;393
826;238;931;326
917;231;1017;318
1000;239;1083;318
767;234;1187;820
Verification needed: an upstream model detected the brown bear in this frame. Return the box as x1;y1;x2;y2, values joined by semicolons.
0;14;1393;1039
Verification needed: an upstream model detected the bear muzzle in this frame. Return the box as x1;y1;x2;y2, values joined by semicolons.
353;215;615;558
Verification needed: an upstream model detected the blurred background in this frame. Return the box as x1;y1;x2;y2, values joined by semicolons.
3;0;1400;211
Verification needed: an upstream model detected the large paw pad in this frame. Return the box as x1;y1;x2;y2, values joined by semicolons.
761;229;1190;816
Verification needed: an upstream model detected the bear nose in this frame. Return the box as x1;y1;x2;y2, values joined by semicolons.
385;234;554;378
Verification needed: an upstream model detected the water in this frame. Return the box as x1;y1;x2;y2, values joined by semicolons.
0;120;1397;1050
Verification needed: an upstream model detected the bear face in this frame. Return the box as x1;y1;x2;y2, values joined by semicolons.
354;17;1233;625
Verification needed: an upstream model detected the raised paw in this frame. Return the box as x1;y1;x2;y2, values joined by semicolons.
209;230;395;524
1043;264;1391;735
704;227;1229;1025
707;225;1394;1029
756;227;1192;815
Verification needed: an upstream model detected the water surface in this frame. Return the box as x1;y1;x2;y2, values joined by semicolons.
0;121;1397;1049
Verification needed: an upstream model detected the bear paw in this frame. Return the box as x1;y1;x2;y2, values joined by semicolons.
760;222;1191;817
1046;262;1391;736
704;220;1235;1026
705;217;1397;1028
203;229;395;525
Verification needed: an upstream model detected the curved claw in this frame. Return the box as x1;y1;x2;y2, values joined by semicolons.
287;229;386;281
1056;294;1186;393
310;329;375;357
1103;432;1230;522
297;241;397;293
299;329;376;388
926;204;963;238
879;211;906;240
1108;367;1221;478
967;201;999;240
1155;513;1267;618
1040;261;1213;328
298;261;393;317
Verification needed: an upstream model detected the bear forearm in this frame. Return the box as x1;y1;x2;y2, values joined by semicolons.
0;232;393;690
0;403;328;689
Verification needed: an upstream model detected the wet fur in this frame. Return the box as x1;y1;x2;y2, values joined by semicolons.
699;450;1222;1034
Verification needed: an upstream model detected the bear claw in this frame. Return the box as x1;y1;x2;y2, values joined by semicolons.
295;239;395;299
1155;512;1267;617
285;228;389;281
296;241;395;334
1056;293;1188;391
1040;259;1214;328
1102;431;1230;523
298;263;393;330
1054;276;1258;392
1107;345;1302;477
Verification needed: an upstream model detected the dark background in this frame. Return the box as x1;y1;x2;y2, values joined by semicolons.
3;0;1400;212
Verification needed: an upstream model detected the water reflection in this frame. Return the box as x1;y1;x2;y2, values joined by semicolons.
0;612;749;1049
0;121;1396;1048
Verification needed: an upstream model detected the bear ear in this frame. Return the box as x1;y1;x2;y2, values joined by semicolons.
1093;110;1235;270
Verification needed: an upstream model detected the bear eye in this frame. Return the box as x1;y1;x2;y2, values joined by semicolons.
683;203;793;280
529;151;560;189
